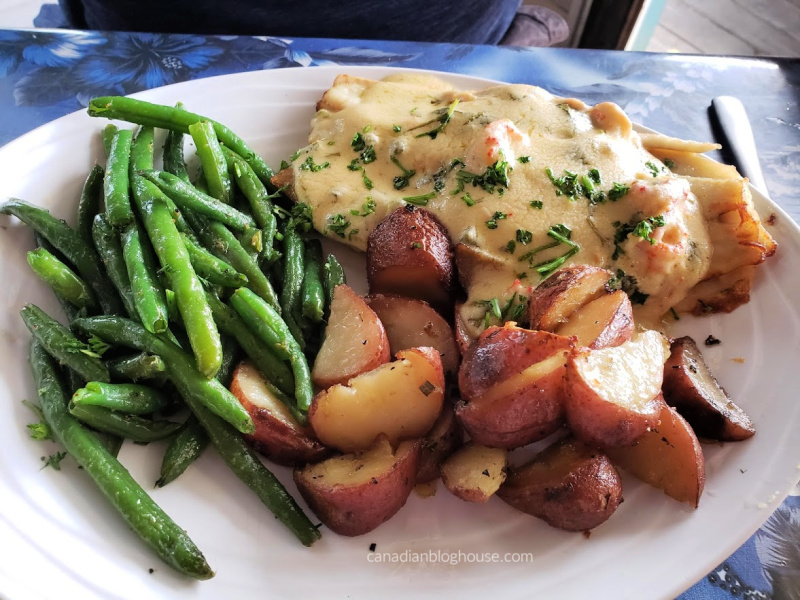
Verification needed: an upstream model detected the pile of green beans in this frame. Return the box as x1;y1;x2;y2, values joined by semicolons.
2;96;354;578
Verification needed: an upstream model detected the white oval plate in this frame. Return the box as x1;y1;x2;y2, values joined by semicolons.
1;66;798;600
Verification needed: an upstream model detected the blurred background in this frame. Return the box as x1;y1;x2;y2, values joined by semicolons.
0;0;797;56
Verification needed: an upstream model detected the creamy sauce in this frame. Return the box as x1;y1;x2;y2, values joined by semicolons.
292;75;712;334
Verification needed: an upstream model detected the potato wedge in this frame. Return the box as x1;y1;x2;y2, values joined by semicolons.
607;404;705;508
366;294;460;376
564;330;668;448
454;300;474;355
311;284;391;389
555;290;634;349
294;437;420;536
663;336;755;441
440;443;508;503
309;347;445;453
417;403;463;484
367;205;455;313
457;324;574;449
498;437;623;531
528;265;613;331
230;362;329;466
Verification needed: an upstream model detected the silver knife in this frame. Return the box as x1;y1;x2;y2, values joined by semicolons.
710;96;768;194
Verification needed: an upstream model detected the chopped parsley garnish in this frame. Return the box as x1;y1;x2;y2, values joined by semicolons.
390;155;416;190
361;169;373;190
42;451;67;471
664;158;676;169
461;193;475;207
348;228;359;240
518;156;531;164
434;158;463;193
347;158;361;171
290;149;302;162
327;213;351;238
299;156;330;172
289;203;314;232
670;307;680;321
360;146;376;164
351;132;366;152
414;99;459;139
485;211;508;229
645;161;666;177
608;182;630;201
350;198;376;217
516;229;533;245
455;160;511;194
587;168;602;184
410;242;423;249
518;224;581;279
612;215;666;259
280;159;290;171
546;167;606;204
393;124;402;133
363;125;373;133
473;292;528;329
606;269;649;304
530;200;543;209
403;191;437;206
23;400;52;441
505;240;517;253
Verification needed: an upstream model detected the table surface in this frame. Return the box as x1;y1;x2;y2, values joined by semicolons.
0;28;798;600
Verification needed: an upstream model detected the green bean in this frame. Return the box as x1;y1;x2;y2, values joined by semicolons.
188;121;232;204
29;342;214;579
73;316;254;434
164;288;180;324
180;232;247;288
205;291;295;397
156;415;208;487
34;233;86;324
91;214;138;318
104;128;134;227
77;164;104;246
163;126;191;184
107;352;168;384
68;403;182;442
121;221;169;333
1;199;124;316
101;124;118;157
72;381;170;415
230;288;313;412
103;433;124;458
88;96;274;187
27;248;96;310
238;227;263;261
131;176;222;379
130;125;155;174
323;253;346;307
182;209;279;310
139;170;255;231
21;304;109;383
301;239;325;323
280;226;306;346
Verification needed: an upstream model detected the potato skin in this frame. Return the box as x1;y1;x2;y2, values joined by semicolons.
662;336;755;441
416;403;463;484
293;439;421;536
457;325;574;449
367;206;455;313
528;265;612;331
498;437;623;532
230;362;329;466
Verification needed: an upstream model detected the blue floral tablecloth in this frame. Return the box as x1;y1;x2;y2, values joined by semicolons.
0;26;798;600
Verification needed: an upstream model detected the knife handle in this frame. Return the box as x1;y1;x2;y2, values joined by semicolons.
710;96;768;193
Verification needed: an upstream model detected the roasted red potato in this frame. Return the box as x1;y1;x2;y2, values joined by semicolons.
528;265;613;331
607;404;706;508
311;284;391;389
230;361;329;466
416;403;463;484
366;205;455;313
440;442;508;503
294;436;420;536
457;324;574;449
564;330;668;448
498;437;623;531
555;290;634;349
366;294;460;376
662;336;755;441
309;347;445;453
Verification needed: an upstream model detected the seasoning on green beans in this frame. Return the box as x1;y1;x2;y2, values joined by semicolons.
91;213;138;318
27;248;96;310
71;382;170;415
130;125;155;174
29;341;214;579
21;304;110;384
301;239;325;323
156;415;209;487
131;175;223;379
188;120;232;204
68;402;182;443
77;164;104;246
180;232;248;288
106;352;168;384
121;221;169;333
104;128;134;227
163;124;191;184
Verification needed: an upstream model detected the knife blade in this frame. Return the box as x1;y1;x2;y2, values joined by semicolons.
709;96;768;194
